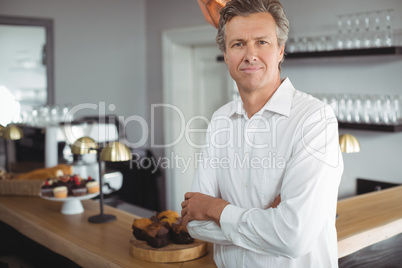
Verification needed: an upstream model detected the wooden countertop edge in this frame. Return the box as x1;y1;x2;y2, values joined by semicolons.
337;218;402;258
337;186;402;204
0;202;122;268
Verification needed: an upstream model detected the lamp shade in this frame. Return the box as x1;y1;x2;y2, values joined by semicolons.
2;125;24;140
339;134;360;153
71;136;98;155
197;0;231;28
100;141;131;162
0;124;4;138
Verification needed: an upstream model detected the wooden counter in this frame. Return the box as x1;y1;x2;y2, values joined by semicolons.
336;185;402;258
1;185;402;266
0;196;216;268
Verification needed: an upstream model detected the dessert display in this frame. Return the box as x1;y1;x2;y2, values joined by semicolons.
40;175;97;198
0;165;76;197
131;210;194;249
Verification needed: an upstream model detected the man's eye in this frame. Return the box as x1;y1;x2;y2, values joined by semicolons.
258;41;267;45
233;43;243;47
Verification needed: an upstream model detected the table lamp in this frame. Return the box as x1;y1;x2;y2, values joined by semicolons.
71;136;99;155
72;137;132;223
90;141;131;223
2;124;24;171
197;0;231;28
339;134;360;153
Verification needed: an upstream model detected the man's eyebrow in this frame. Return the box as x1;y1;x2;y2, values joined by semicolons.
254;36;270;40
228;36;271;43
228;38;244;44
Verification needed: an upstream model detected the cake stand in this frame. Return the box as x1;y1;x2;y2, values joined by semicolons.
40;192;99;215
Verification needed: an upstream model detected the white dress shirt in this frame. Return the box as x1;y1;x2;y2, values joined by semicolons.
188;78;344;268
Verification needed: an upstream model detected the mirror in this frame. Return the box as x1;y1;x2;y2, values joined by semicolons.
0;15;54;126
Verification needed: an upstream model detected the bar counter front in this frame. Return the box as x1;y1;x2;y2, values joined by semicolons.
1;185;402;267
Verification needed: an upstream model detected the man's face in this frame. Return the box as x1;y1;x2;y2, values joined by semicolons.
224;12;284;94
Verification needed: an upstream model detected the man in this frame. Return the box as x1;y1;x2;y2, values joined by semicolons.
181;0;343;267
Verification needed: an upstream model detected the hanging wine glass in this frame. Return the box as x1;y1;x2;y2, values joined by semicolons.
353;13;362;49
336;15;345;50
345;14;354;49
372;11;382;47
383;9;393;47
362;12;371;48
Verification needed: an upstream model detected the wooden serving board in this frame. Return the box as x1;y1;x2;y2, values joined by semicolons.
129;237;208;263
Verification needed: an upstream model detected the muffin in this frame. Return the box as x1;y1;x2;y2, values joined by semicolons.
158;210;179;221
72;185;87;196
132;218;153;241
72;176;87;196
86;181;100;194
158;210;180;230
159;216;178;228
41;179;55;197
53;186;68;198
145;222;170;248
171;218;194;244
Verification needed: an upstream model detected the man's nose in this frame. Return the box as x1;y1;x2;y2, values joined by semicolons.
244;45;257;63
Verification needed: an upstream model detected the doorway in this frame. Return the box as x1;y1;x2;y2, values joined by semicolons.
162;25;232;211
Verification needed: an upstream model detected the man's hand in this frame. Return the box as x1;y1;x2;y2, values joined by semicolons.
181;192;229;227
266;194;281;209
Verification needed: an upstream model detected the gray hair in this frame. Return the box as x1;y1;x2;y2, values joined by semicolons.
216;0;289;69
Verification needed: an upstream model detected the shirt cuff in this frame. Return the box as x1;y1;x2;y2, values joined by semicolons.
220;204;247;243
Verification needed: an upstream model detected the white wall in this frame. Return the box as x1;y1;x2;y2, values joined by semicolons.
0;0;147;143
145;0;206;157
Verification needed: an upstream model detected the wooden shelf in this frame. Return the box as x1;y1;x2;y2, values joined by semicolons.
285;46;402;59
339;122;402;132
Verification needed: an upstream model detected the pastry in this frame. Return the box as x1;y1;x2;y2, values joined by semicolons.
158;210;179;220
53;186;68;198
144;222;170;248
86;181;100;194
130;210;193;248
159;216;178;228
72;175;87;196
41;178;55;197
132;218;153;241
158;210;180;229
171;218;194;244
15;164;73;180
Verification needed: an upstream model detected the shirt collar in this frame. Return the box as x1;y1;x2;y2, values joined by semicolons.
228;77;295;118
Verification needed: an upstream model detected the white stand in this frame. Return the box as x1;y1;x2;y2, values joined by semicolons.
61;199;84;215
40;192;99;215
45;126;59;168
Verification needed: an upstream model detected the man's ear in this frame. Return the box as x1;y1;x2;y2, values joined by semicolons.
279;45;285;62
224;52;228;64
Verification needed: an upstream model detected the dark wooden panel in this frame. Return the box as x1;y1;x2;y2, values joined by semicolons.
356;178;400;195
339;232;402;268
